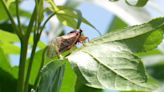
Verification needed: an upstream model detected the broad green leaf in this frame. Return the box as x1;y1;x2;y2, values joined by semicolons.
57;14;77;29
0;68;17;92
0;47;11;73
60;62;77;92
0;22;14;33
0;30;20;54
68;42;158;91
0;42;20;54
67;18;164;91
136;49;161;57
0;47;17;92
38;60;66;92
107;16;127;32
0;30;19;42
125;0;148;7
55;6;99;31
75;78;103;92
90;18;164;53
147;61;164;81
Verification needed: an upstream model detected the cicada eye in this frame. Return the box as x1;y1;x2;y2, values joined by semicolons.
79;29;83;33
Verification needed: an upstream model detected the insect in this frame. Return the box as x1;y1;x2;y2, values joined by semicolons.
47;29;88;58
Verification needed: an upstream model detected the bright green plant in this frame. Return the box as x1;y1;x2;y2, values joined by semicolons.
0;0;164;92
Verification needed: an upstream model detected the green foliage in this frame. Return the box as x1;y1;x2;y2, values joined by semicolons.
147;61;164;81
67;18;164;91
75;78;103;92
38;60;66;92
0;47;17;92
0;0;164;92
108;16;128;32
60;62;77;92
0;1;30;21
48;4;99;32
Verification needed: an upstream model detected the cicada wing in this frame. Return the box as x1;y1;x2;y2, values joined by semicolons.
58;34;80;53
46;39;60;58
46;31;81;58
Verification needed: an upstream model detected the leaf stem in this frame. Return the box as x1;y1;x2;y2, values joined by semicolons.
17;40;28;92
33;47;48;91
24;38;39;92
16;0;22;33
39;13;55;34
24;13;55;92
0;0;23;39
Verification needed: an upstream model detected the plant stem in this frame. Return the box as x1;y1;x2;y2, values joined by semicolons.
17;39;28;92
40;13;55;34
0;0;23;39
24;38;39;92
16;0;22;33
34;47;47;91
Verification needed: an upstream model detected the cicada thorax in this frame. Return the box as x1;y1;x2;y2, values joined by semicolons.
47;29;87;58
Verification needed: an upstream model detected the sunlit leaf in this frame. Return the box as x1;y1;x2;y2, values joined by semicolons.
0;42;20;54
107;16;127;32
67;17;164;91
0;30;19;42
91;18;164;53
55;6;99;32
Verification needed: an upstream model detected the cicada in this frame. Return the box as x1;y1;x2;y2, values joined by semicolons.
47;29;88;58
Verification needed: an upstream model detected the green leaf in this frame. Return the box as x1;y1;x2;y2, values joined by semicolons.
147;61;164;81
27;50;44;85
60;62;77;92
57;14;77;28
0;68;17;92
67;17;164;91
55;6;99;31
91;17;164;53
0;47;11;73
68;42;158;91
125;0;148;7
0;1;31;21
107;16;128;32
75;78;103;92
0;30;20;54
26;49;50;85
0;42;20;54
136;49;161;57
0;30;19;42
38;60;66;92
0;47;17;92
0;22;14;33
